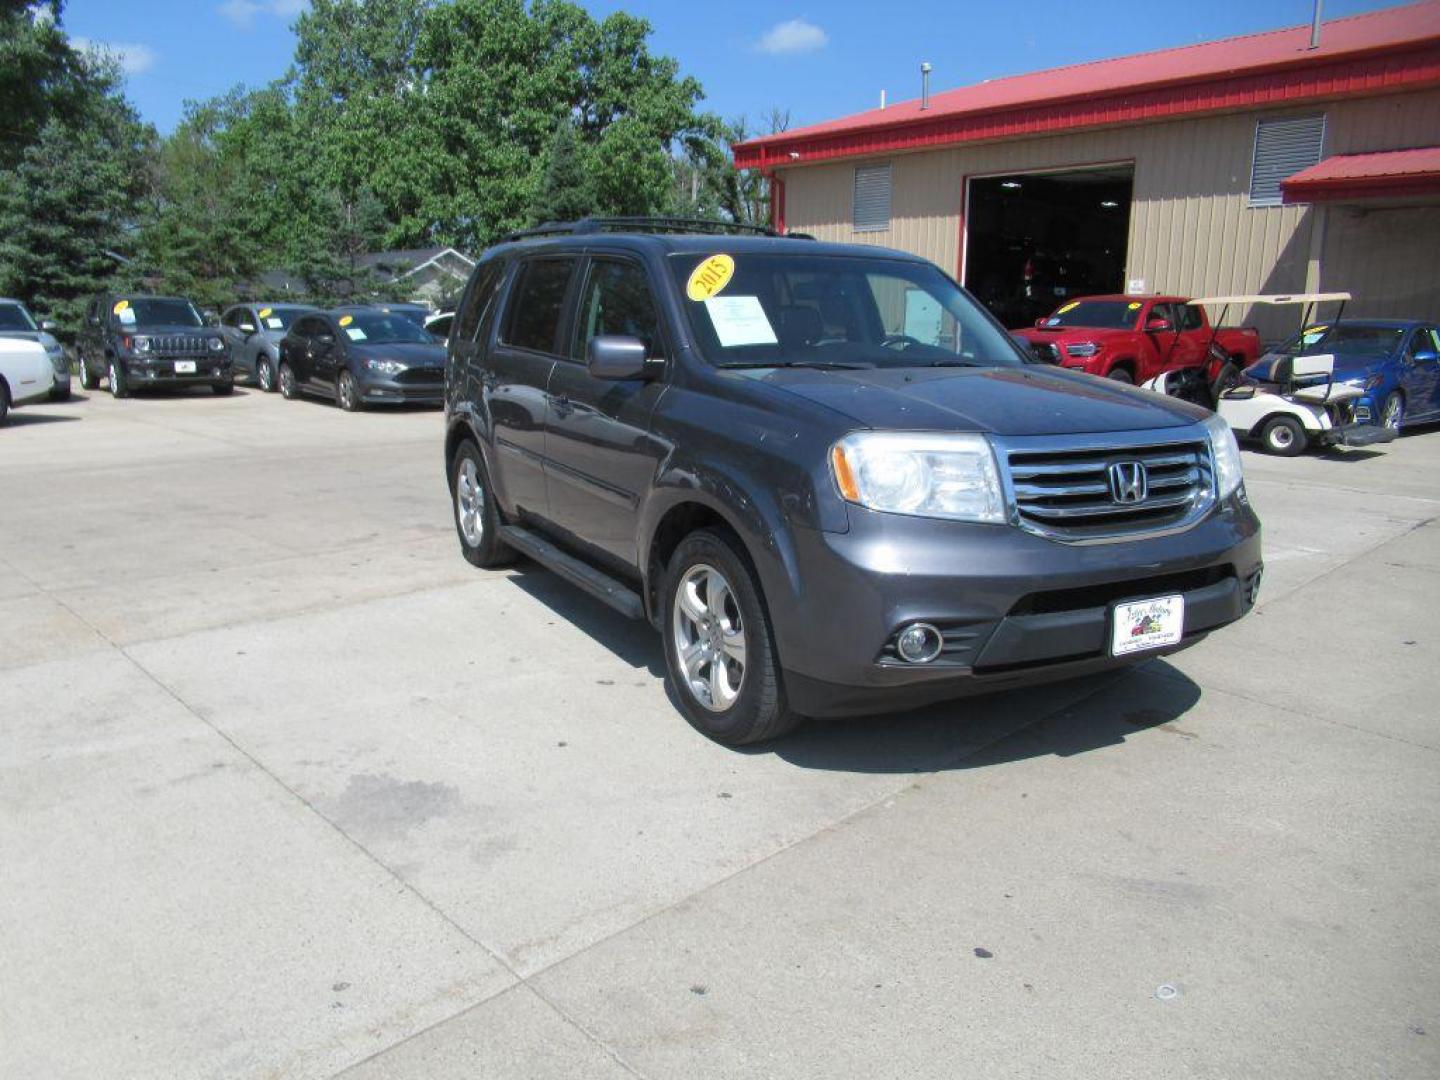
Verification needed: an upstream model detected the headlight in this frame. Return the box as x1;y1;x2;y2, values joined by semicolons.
1202;414;1244;499
1064;342;1101;357
830;432;1005;523
364;358;406;375
208;337;226;352
131;335;152;354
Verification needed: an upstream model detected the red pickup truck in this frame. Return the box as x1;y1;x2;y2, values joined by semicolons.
1013;295;1261;385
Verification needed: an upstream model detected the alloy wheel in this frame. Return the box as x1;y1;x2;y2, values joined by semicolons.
1383;394;1404;431
258;360;274;392
671;563;747;712
456;457;485;547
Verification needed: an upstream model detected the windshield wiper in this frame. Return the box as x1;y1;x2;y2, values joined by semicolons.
925;358;987;368
716;359;874;370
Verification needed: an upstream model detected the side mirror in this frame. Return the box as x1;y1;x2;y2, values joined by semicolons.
40;320;56;331
1145;317;1174;333
1034;317;1048;328
1414;350;1439;363
587;335;649;380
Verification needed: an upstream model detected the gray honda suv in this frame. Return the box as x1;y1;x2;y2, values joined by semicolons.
442;219;1262;745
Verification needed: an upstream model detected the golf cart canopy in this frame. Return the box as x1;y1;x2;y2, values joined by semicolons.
1189;292;1352;307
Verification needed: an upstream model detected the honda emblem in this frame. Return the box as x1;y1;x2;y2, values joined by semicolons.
1108;461;1148;504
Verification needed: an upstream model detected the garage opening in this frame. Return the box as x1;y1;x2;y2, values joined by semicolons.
964;165;1134;329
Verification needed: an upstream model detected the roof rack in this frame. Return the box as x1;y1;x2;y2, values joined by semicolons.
500;216;816;243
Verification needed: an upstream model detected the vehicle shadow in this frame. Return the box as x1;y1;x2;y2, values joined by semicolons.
504;563;1203;774
3;411;82;426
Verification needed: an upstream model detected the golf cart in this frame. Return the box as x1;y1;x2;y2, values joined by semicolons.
1143;292;1398;456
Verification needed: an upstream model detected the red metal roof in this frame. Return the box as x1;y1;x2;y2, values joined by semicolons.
734;2;1440;170
1281;145;1440;202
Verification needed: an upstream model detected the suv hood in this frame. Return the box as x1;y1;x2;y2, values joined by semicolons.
743;365;1202;436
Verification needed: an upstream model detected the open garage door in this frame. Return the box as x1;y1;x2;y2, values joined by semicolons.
965;165;1133;329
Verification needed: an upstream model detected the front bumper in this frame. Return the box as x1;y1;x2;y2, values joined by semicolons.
123;357;232;386
773;495;1263;717
358;369;444;405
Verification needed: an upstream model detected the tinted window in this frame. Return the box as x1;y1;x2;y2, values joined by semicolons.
1407;330;1430;359
670;252;1022;370
504;259;576;353
573;260;662;360
1279;324;1405;358
454;261;503;344
1179;304;1204;331
293;316;322;338
1037;300;1140;330
112;298;204;328
0;303;36;331
336;311;432;344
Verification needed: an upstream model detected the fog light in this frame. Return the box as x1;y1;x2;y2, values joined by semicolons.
895;622;943;664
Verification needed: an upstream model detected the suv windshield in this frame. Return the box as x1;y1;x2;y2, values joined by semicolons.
670;253;1024;370
338;311;433;345
1037;300;1140;330
1275;324;1405;358
0;302;37;331
115;298;203;328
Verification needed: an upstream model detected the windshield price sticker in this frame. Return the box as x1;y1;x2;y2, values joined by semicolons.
112;300;131;315
258;307;273;318
687;254;735;301
117;307;136;325
1128;301;1142;310
704;295;778;348
1056;301;1080;314
345;327;367;341
338;315;354;327
265;317;284;329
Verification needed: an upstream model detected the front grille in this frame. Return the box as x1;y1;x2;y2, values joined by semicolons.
151;335;210;355
1009;566;1233;617
396;368;443;385
999;433;1214;541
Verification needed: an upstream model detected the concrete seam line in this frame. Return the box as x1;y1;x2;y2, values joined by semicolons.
1252;512;1438;614
1193;678;1440;755
22;578;654;1080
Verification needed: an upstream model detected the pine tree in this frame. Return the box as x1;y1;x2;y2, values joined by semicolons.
528;118;595;226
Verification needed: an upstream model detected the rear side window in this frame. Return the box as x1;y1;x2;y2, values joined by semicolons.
455;261;504;344
503;258;577;354
1179;304;1203;331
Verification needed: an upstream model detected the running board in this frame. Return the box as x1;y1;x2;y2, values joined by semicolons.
499;525;645;620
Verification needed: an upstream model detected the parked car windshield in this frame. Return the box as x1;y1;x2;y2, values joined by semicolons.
671;253;1024;370
0;302;38;331
337;311;433;344
115;298;204;327
1036;300;1140;330
256;306;306;331
1276;323;1406;357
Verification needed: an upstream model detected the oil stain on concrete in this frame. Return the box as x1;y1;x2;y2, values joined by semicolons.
324;772;463;842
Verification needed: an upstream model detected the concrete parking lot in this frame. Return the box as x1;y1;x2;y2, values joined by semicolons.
2;386;1437;1080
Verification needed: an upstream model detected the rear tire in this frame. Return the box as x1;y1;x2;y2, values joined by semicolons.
662;528;801;746
450;440;513;569
256;357;275;392
108;359;128;399
78;360;97;390
1260;415;1306;456
278;362;299;400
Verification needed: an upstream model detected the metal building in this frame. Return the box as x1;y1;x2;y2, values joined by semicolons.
733;3;1440;334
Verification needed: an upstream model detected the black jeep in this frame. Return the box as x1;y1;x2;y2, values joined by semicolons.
77;294;233;397
442;219;1262;745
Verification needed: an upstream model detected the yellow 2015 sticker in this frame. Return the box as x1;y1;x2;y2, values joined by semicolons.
1128;302;1142;310
258;307;273;318
686;254;735;301
1056;301;1080;314
112;299;130;315
338;315;354;327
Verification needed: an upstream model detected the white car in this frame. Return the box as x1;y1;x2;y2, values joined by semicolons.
0;337;57;425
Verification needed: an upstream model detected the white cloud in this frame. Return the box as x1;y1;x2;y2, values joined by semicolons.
72;38;158;76
218;0;307;28
755;18;828;55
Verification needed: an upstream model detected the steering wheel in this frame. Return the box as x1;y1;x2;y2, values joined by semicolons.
881;334;925;351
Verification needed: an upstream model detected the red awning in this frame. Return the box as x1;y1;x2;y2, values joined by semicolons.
1281;146;1440;204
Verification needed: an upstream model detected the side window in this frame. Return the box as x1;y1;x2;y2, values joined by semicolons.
1407;329;1436;359
502;258;577;354
572;259;663;361
1179;304;1204;331
1149;303;1176;328
236;309;258;332
454;261;503;344
293;316;316;339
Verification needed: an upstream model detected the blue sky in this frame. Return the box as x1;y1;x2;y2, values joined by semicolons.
63;0;1402;134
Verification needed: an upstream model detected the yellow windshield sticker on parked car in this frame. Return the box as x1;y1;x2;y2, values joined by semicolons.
686;254;735;301
1056;301;1079;314
1128;302;1142;310
258;307;273;318
112;299;130;315
338;315;354;327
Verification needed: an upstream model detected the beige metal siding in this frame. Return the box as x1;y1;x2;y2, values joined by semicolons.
778;87;1440;332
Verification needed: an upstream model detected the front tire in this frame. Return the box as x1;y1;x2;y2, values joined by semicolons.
337;370;362;412
450;441;513;568
1261;415;1306;456
256;357;276;392
1381;391;1404;432
278;362;299;400
108;359;128;399
212;380;234;396
663;529;800;746
78;359;97;390
49;385;71;402
0;380;10;425
1107;366;1135;384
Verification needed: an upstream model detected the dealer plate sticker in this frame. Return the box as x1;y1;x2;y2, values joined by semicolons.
1112;595;1185;656
174;360;197;374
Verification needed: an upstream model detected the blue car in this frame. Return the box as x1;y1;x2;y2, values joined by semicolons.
1251;320;1440;432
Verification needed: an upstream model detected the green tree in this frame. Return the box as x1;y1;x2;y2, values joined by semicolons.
528;118;594;224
